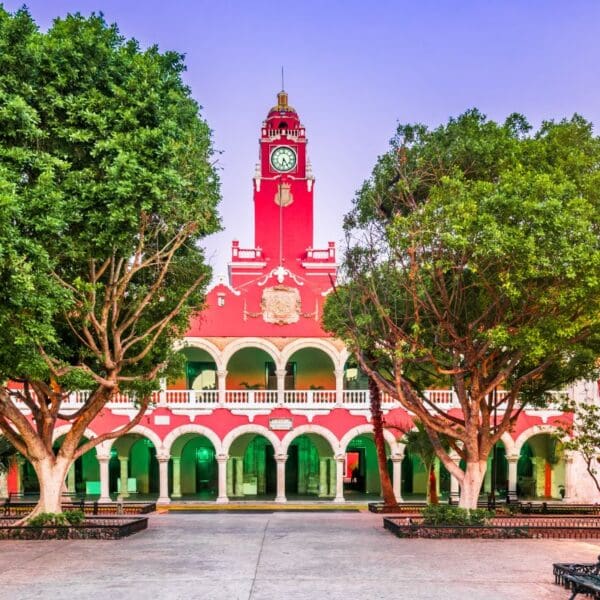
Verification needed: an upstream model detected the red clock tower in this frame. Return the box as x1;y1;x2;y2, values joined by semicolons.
189;90;336;338
253;90;314;266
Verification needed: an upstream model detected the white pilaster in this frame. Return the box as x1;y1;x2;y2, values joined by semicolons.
118;456;129;498
171;456;182;498
318;458;329;497
275;369;287;405
0;470;7;499
563;453;574;502
334;455;345;503
157;455;171;504
507;455;519;502
217;370;227;405
216;454;229;504
334;368;344;406
234;457;244;497
449;455;460;503
391;455;403;502
98;456;111;502
275;454;287;503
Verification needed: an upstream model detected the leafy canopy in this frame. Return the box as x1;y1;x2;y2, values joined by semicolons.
0;7;221;393
324;109;600;460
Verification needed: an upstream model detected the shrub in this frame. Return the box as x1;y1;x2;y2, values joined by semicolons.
422;504;493;526
27;510;85;528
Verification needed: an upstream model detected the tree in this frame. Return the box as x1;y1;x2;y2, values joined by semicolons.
0;8;220;518
399;421;450;504
560;398;600;495
324;109;600;509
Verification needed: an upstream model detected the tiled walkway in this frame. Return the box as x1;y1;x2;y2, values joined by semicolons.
0;511;597;599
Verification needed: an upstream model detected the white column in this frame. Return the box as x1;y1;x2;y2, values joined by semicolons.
276;369;287;405
0;470;7;499
158;377;167;406
334;455;345;503
563;453;573;502
216;455;229;504
275;454;287;503
507;455;519;502
328;458;336;496
318;458;329;497
392;455;403;502
484;456;492;494
226;458;234;496
449;454;460;503
234;458;244;497
217;370;227;405
15;456;24;497
334;368;344;406
67;463;76;494
171;456;182;498
118;456;129;498
98;456;111;502
157;456;170;504
532;457;545;497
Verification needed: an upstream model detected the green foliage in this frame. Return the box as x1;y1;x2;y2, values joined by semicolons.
422;504;493;526
560;399;600;492
0;8;220;402
0;6;220;385
0;436;16;473
27;510;85;528
401;421;449;471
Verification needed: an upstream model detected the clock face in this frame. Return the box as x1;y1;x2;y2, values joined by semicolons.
270;146;297;172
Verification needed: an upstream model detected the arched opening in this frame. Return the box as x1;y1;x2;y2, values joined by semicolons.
54;435;100;497
285;433;335;498
285;347;335;391
344;433;390;499
483;441;508;498
518;433;565;499
170;433;218;499
228;433;276;498
226;347;276;391
170;347;217;391
110;434;159;498
20;436;99;498
343;357;368;390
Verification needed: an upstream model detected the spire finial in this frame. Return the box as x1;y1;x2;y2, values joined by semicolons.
281;66;285;91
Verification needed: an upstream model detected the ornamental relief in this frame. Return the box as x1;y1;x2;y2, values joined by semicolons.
261;286;301;324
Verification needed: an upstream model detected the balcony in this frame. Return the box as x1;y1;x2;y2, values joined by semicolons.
230;241;265;262
10;388;566;413
302;242;336;265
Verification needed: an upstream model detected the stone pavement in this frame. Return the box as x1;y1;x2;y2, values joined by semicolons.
0;511;598;599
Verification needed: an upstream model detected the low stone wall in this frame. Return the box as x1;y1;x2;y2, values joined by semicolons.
384;516;600;539
0;516;148;540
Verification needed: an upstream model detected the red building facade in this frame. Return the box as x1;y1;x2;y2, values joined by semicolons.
3;91;597;505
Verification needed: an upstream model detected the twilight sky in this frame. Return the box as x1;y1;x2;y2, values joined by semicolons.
5;1;600;277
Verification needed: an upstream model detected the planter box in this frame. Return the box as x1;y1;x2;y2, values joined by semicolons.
0;515;148;540
383;516;600;539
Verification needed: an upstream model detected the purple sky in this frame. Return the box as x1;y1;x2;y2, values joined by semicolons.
5;1;600;277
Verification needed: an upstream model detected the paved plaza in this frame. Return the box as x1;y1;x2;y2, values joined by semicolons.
0;511;598;599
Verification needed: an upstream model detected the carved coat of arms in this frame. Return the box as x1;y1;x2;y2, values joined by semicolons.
261;286;301;324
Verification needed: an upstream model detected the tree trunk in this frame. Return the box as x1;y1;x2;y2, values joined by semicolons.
19;456;71;522
428;465;439;505
458;460;487;510
369;377;397;506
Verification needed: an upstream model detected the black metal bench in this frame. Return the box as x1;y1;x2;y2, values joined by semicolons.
554;556;600;587
563;573;600;599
